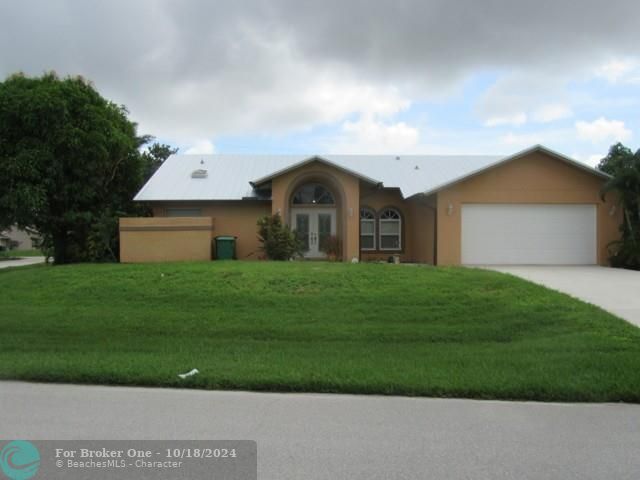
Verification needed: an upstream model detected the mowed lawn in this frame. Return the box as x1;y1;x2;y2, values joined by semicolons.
1;261;640;402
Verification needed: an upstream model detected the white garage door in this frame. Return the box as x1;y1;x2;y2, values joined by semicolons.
461;204;597;265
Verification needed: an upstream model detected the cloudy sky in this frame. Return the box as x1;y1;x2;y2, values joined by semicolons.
1;0;639;165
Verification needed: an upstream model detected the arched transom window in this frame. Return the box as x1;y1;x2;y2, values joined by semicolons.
360;208;376;250
292;183;335;205
379;208;401;251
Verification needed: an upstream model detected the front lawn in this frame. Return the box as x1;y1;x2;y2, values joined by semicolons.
1;261;639;402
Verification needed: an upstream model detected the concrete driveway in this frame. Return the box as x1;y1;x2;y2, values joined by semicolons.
485;266;640;327
2;381;640;480
0;256;46;269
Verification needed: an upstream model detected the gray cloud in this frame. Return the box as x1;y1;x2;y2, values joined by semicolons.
1;0;639;145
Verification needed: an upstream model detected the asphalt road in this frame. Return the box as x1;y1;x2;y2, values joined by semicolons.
1;381;639;479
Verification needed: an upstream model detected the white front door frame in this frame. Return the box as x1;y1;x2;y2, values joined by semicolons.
290;207;337;258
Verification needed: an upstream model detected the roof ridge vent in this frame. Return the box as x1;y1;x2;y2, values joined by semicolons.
191;169;208;179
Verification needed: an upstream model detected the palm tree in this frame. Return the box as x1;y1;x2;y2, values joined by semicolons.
600;144;640;269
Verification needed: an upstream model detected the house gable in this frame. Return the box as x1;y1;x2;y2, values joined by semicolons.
421;145;609;197
250;155;382;188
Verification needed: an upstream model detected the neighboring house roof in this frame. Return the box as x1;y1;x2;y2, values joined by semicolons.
134;145;608;202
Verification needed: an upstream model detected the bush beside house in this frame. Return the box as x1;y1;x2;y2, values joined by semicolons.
257;214;303;260
599;143;640;270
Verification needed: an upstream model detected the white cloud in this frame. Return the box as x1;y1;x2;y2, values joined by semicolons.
532;104;573;123
596;58;638;84
571;153;605;167
184;139;216;154
575;117;632;143
297;78;410;125
484;113;527;127
330;116;420;154
500;132;545;147
478;74;572;128
132;43;413;143
497;127;570;149
1;1;639;147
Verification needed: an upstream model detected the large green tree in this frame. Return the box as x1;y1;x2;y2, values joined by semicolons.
141;141;178;183
599;142;640;269
0;72;146;263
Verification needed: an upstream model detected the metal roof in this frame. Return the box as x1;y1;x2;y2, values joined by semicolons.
133;145;608;202
249;156;383;187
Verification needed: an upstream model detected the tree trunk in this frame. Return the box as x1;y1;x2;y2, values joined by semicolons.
53;231;69;264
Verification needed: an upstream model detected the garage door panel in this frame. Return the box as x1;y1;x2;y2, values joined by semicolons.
461;204;596;265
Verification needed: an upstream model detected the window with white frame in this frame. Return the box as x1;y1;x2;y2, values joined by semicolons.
292;183;335;205
360;208;376;250
379;208;401;250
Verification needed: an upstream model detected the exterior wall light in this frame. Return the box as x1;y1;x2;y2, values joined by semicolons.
447;203;454;216
609;205;616;216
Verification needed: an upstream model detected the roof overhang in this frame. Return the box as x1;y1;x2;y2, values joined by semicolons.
250;155;382;188
420;144;610;197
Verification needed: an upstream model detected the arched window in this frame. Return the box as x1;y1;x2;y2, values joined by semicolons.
292;183;335;205
360;208;376;250
379;208;401;251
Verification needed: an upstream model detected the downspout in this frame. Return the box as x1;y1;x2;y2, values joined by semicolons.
433;205;438;266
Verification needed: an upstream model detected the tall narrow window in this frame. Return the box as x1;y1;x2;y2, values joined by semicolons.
379;208;401;250
360;208;376;250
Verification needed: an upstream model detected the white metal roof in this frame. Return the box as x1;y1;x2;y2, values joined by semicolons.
134;145;608;201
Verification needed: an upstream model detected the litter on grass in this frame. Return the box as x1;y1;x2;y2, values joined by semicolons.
178;368;199;379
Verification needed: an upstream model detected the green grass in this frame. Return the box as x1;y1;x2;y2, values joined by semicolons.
0;249;44;259
1;261;639;402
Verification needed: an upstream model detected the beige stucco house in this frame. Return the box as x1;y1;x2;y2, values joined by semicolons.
0;226;40;251
120;145;621;266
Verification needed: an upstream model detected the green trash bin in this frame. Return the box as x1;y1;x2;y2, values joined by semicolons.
215;236;237;260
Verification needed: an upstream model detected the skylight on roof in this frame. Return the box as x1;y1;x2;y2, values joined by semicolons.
191;169;208;179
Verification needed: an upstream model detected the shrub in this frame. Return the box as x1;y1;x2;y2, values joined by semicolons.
608;240;640;270
257;214;303;260
322;235;342;260
599;142;640;270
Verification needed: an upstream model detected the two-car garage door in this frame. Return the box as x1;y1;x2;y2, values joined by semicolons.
461;204;597;265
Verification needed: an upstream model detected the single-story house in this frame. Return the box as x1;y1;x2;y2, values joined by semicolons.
0;232;10;251
120;145;621;266
0;226;40;251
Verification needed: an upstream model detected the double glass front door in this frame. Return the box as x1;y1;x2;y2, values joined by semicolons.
291;208;336;258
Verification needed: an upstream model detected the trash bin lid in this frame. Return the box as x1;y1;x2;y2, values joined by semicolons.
215;236;236;240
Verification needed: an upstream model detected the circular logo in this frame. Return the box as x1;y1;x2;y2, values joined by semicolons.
0;441;40;480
